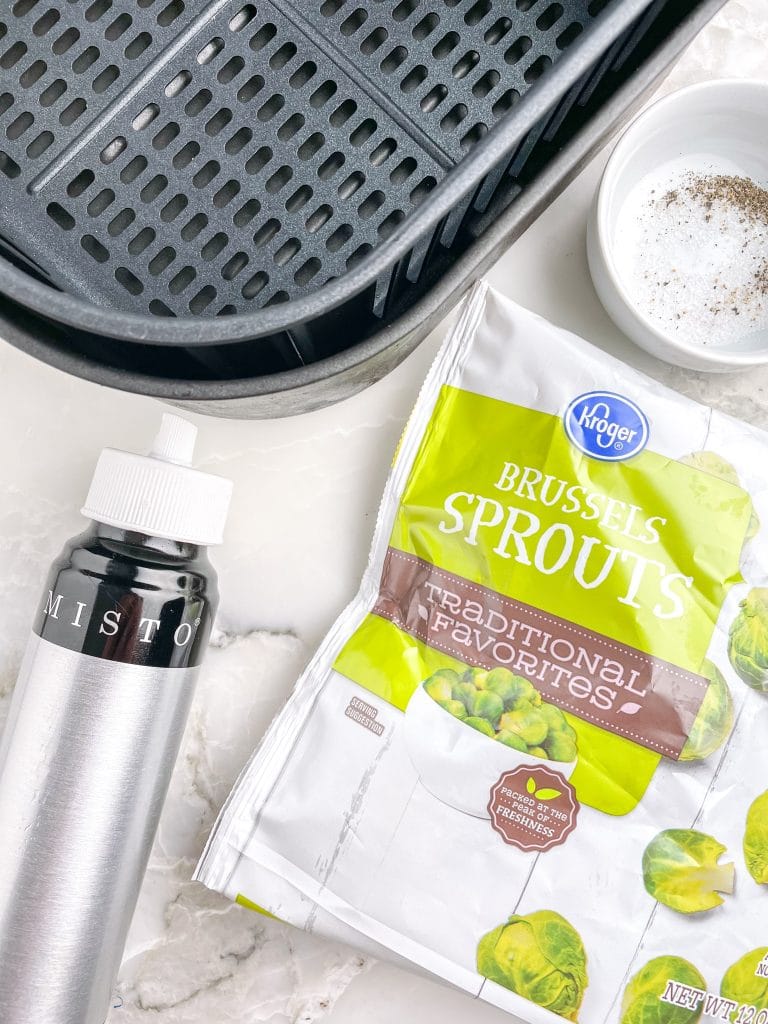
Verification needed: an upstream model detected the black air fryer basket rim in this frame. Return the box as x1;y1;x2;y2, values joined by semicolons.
0;0;657;348
0;0;724;406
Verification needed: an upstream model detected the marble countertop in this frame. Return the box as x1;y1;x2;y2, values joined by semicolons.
2;2;768;1021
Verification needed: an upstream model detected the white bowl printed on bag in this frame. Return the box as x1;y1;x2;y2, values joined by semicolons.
403;684;577;819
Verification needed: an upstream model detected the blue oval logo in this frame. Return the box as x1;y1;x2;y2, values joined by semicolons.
564;391;649;462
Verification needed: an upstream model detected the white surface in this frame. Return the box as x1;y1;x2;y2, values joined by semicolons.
1;3;767;1022
589;79;768;368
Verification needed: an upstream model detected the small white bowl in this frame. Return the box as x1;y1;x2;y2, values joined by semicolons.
588;80;768;371
403;685;576;819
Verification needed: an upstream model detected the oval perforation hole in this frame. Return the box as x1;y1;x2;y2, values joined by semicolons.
484;17;511;45
421;84;447;112
274;237;300;265
305;203;331;234
0;152;21;178
278;112;304;141
149;299;176;317
340;8;367;36
369;138;396;166
361;27;387;55
294;256;320;286
160;193;187;221
189;285;216;313
185;88;212;116
153;121;179;149
165;70;191;98
289;60;316;89
85;0;112;23
237;74;264;102
169;265;196;294
100;135;125;163
81;233;109;262
173;140;199;169
537;2;563;30
115;266;143;295
349;118;375;147
1;42;28;69
20;59;47;87
242;270;268;299
505;36;532;65
87;187;114;215
128;226;155;254
249;23;276;52
201;231;228;260
378;208;405;239
285;184;312;213
140;174;168;202
52;28;79;55
218;55;244;83
125;32;151;59
492;89;519;117
297;132;324;161
47;201;75;229
120;155;147;183
221;251;248;280
230;4;257;32
108;207;135;235
72;45;99;73
392;0;418;21
338;170;364;199
133;103;159;131
473;68;498;98
6;111;34;139
233;197;260;226
149;246;177;275
192;159;220;188
245;145;272;175
234;198;260;226
197;37;224;65
461;121;487;150
59;97;86;125
253;218;279;247
270;41;296;70
213;179;240;208
40;78;66;106
33;9;60;36
158;1;185;28
556;21;582;49
67;167;94;197
105;12;132;40
413;13;438;40
317;151;343;181
205;107;232;136
452;50;479;79
27;129;53;157
93;64;120;94
326;223;352;252
400;65;427;93
525;54;552;83
357;189;383;220
226;126;252;155
380;46;407;74
181;212;207;240
329;99;356;127
464;0;491;26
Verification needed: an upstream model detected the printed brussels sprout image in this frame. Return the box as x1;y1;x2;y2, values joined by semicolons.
405;667;579;817
744;790;768;886
679;660;734;763
679;451;760;540
477;910;588;1021
721;949;768;1016
621;956;707;1024
642;829;735;914
422;666;578;764
729;589;768;693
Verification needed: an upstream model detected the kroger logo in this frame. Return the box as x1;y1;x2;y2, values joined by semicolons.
564;391;649;462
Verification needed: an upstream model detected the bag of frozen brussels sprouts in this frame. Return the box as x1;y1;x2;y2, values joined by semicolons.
198;282;768;1024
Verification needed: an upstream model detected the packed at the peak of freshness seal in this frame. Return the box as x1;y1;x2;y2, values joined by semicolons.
197;283;768;1024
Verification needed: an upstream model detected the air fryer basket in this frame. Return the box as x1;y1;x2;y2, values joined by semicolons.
0;0;724;416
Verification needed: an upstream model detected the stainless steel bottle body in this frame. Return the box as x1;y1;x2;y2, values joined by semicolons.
0;525;217;1024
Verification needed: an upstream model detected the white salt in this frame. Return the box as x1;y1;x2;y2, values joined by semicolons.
613;166;768;348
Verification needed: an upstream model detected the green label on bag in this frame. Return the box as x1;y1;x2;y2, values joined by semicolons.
335;386;750;814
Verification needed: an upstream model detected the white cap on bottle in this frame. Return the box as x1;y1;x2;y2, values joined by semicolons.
81;414;233;545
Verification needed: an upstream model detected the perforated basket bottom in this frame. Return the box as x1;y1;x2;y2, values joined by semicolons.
0;0;608;318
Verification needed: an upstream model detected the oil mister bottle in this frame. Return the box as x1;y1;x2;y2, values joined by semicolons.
0;414;232;1023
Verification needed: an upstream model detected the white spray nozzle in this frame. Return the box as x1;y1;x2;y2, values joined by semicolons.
81;414;232;545
150;414;197;466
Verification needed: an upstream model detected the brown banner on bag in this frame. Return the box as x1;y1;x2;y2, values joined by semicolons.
373;547;710;760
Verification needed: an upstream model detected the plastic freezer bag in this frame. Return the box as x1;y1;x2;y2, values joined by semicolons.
197;282;768;1024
